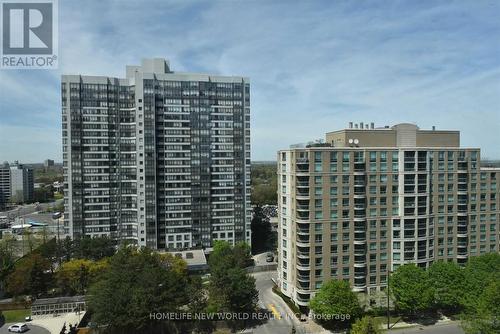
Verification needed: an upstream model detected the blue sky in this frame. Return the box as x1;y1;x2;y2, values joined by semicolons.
0;0;499;162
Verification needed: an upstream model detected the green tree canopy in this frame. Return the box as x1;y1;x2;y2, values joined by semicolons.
309;280;362;328
56;258;108;296
390;264;434;315
208;241;258;328
251;164;277;206
461;253;500;310
6;253;52;298
428;261;465;311
351;316;381;334
72;236;115;261
461;279;500;334
251;206;275;254
87;246;189;333
208;240;252;271
0;238;16;293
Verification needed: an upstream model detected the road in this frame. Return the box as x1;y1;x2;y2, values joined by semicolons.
250;271;328;334
249;271;463;334
250;271;298;334
0;323;50;334
253;252;277;266
390;322;464;334
0;200;63;221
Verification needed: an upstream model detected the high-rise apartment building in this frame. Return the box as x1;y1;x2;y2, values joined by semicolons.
0;163;10;210
277;123;499;306
0;162;34;208
62;58;251;249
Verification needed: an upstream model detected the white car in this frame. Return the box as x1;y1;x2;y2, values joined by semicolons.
8;323;28;332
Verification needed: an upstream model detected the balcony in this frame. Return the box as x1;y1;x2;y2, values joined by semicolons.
296;161;309;173
296;181;309;188
297;249;310;258
295;293;311;305
354;210;366;218
296;189;309;199
353;277;367;292
458;162;468;171
296;211;309;220
296;235;310;247
296;261;311;271
354;259;366;267
354;163;366;173
296;204;310;211
296;281;310;290
297;227;310;235
354;224;366;232
457;205;468;215
296;274;311;282
354;189;366;198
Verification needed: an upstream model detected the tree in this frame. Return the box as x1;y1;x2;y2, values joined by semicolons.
87;246;189;333
60;237;73;263
208;241;258;329
390;264;434;315
6;253;52;298
251;164;277;206
34;186;54;203
233;242;253;268
251;184;277;206
0;239;16;294
461;279;500;334
251;206;273;254
351;316;381;334
208;240;251;271
185;276;214;334
461;253;500;311
309;280;362;328
56;258;108;295
428;261;465;311
159;253;188;275
72;236;115;261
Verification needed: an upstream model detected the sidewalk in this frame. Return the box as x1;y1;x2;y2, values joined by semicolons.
385;314;454;330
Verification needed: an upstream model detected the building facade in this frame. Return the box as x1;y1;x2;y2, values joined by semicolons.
0;163;10;209
277;123;499;306
0;162;34;208
62;58;251;249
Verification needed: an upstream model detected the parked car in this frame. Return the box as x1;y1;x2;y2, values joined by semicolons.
8;323;28;332
266;252;274;262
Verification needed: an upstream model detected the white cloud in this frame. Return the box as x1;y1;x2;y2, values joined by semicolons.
0;0;499;161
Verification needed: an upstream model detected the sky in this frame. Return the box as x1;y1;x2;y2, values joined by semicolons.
0;0;499;162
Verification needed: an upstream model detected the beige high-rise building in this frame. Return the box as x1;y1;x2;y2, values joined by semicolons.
277;123;499;307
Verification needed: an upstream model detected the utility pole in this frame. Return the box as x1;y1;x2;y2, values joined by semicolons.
387;270;392;330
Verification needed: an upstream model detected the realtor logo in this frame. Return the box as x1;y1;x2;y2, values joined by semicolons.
1;0;58;69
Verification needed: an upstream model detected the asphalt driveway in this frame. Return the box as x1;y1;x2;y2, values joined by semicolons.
0;323;50;334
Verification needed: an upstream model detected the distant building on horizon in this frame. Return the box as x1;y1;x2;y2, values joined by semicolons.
44;159;55;169
277;123;499;306
0;161;34;209
62;58;251;250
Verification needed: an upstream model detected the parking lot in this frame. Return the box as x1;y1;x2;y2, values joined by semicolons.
0;323;49;334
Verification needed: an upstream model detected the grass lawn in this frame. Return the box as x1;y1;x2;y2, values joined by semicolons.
1;309;30;323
